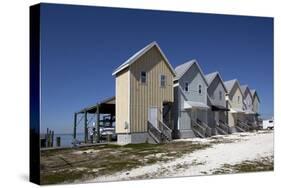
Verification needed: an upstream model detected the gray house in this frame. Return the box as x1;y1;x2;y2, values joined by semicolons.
173;59;210;138
205;72;229;135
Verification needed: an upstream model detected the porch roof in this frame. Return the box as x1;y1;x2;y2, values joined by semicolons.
244;109;256;114
77;96;116;114
211;105;229;111
184;101;209;109
230;108;244;113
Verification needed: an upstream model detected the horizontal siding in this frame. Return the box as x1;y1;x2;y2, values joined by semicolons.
130;46;174;133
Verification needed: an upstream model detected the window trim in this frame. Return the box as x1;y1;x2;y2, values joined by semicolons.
160;74;166;88
198;84;202;94
219;91;222;100
140;71;147;84
184;82;189;92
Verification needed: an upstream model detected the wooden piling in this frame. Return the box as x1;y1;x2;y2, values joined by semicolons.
56;137;61;147
96;104;100;143
51;131;54;147
84;111;88;143
73;113;77;140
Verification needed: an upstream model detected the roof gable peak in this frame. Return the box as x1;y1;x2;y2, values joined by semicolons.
112;41;176;76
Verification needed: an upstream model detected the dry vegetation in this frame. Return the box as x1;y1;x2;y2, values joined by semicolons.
40;141;210;184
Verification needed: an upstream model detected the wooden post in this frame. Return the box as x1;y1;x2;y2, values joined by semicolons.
90;135;94;143
46;128;50;147
110;114;113;127
84;111;88;143
73;113;77;140
56;137;61;147
96;104;100;143
51;131;54;147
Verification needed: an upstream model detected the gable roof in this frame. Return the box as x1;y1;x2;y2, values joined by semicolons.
240;85;248;94
205;71;227;92
240;85;253;100
224;79;243;96
250;89;260;102
174;59;208;85
112;41;176;76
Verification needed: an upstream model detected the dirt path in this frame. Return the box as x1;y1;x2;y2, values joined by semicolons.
89;131;273;182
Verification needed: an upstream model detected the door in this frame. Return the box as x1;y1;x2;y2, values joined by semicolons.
148;107;158;128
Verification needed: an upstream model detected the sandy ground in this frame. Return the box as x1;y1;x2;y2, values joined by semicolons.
89;130;273;182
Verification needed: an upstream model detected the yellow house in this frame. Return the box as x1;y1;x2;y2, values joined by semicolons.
112;42;176;144
224;79;246;132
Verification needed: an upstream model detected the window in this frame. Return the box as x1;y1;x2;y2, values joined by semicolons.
198;84;202;94
140;71;147;84
160;75;166;87
219;91;222;100
238;96;240;103
184;82;189;92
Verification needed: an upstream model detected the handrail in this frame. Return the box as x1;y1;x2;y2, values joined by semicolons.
200;120;212;136
159;120;172;141
237;119;249;131
147;121;162;143
218;120;230;133
191;119;207;137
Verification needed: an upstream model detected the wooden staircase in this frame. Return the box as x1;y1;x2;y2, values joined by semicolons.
191;119;212;138
216;120;231;135
147;120;172;144
236;119;249;132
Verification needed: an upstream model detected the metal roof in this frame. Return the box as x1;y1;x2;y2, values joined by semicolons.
224;79;238;92
174;59;208;86
205;71;218;85
77;96;115;114
205;71;227;92
250;89;260;102
112;41;176;76
240;85;248;94
184;101;209;109
230;108;245;113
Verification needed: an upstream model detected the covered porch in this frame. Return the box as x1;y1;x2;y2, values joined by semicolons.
73;96;116;144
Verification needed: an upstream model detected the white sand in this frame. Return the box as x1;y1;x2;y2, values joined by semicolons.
88;131;273;182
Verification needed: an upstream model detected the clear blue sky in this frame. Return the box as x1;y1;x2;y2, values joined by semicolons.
40;3;273;134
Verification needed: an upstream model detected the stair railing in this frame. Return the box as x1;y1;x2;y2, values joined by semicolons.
218;120;230;133
147;121;162;143
191;119;207;137
159;120;172;141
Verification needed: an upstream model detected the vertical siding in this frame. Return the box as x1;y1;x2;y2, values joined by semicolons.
129;46;174;133
115;69;130;133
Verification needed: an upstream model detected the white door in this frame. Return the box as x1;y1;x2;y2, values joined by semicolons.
148;107;158;128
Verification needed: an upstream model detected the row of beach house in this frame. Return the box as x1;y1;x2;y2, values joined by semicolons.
74;41;261;145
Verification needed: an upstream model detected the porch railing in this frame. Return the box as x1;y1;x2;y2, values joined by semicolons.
218;120;231;134
159;120;172;141
147;121;162;143
237;119;249;131
191;119;207;138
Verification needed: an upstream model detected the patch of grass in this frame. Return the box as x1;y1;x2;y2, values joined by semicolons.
40;141;211;184
212;156;273;175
